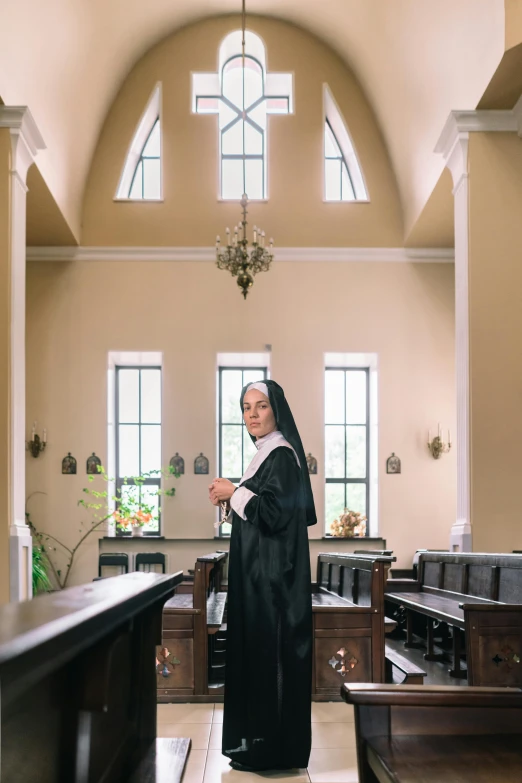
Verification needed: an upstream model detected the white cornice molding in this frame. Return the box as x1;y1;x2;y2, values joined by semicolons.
0;106;46;185
26;245;454;263
435;108;522;190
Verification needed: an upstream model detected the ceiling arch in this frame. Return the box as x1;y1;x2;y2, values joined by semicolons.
0;0;505;243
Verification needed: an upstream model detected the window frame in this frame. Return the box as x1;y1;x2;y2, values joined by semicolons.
217;365;268;537
115;365;162;537
127;118;161;200
323;83;369;203
324;366;370;536
325;118;356;202
115;82;163;202
192;30;293;202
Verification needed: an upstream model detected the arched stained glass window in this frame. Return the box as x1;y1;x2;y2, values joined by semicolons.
193;31;293;200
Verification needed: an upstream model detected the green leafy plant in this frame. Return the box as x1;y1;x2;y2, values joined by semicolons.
81;465;178;533
27;464;178;590
32;543;52;594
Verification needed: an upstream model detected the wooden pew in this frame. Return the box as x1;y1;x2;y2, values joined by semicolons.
0;571;186;783
342;683;522;783
158;551;228;703
312;553;426;699
385;552;522;683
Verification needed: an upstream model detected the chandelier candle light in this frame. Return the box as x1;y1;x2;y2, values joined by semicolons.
427;423;451;459
27;421;47;458
216;194;274;299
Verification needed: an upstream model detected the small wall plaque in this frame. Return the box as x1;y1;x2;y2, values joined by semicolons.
62;452;77;475
194;453;209;475
170;453;185;475
386;453;401;474
86;452;102;475
306;453;318;475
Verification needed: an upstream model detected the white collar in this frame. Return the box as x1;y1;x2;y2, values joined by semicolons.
239;430;300;485
255;430;284;450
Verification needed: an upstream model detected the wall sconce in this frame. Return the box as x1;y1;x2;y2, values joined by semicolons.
26;421;47;458
427;423;451;459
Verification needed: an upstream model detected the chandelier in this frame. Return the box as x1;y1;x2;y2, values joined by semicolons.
216;194;274;299
215;0;274;299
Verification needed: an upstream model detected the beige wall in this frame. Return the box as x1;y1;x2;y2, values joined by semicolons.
82;15;402;248
26;258;455;586
468;132;522;552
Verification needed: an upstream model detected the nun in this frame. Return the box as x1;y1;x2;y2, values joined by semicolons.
209;380;316;771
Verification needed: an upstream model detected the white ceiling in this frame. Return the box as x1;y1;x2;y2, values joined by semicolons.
0;0;505;241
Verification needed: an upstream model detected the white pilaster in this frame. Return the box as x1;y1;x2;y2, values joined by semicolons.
0;107;45;600
435;108;520;552
435;116;472;552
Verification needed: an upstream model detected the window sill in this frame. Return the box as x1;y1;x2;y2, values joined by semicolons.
321;535;384;542
103;535;165;540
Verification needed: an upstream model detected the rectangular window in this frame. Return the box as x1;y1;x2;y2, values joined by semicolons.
115;366;162;535
218;365;268;536
325;367;370;536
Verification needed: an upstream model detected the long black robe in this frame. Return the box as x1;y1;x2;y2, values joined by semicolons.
222;445;312;770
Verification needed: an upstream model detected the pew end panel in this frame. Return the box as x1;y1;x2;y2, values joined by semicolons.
158;551;228;703
464;603;522;686
312;554;395;699
342;684;522;783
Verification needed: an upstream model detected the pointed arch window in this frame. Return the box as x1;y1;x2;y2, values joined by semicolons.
193;31;293;200
324;85;368;202
116;83;162;200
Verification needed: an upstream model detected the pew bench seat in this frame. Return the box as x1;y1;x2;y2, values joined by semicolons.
384;643;426;684
312;591;355;609
164;593;197;610
386;553;522;684
127;738;191;783
206;592;227;631
343;683;522;783
366;734;522;783
385;589;495;629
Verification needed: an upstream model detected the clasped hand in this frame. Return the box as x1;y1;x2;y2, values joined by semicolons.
208;477;236;506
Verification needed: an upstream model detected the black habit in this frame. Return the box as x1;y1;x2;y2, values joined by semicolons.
222;381;316;771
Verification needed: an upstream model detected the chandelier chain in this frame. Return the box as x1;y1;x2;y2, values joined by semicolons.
214;0;275;299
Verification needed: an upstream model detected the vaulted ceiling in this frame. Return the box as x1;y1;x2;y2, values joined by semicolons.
0;0;509;244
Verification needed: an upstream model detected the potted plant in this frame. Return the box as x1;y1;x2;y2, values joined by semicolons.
26;464;179;590
330;508;367;538
113;508;153;536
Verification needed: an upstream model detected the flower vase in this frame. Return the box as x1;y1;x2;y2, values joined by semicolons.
132;526;144;537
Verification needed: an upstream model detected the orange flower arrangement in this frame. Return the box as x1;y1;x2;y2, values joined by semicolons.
113;508;153;531
330;508;367;538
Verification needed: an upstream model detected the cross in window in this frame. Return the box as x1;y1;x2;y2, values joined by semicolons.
193;32;293;200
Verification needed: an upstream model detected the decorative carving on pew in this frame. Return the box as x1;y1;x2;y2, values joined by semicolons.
492;646;521;672
328;647;358;677
156;646;181;678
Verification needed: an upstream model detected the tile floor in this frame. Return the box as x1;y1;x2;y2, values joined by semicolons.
157;702;358;783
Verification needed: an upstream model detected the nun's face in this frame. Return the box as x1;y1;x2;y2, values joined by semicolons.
243;389;277;439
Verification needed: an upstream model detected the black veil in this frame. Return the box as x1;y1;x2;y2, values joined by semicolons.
240;379;317;526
